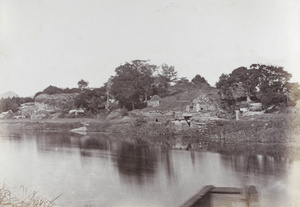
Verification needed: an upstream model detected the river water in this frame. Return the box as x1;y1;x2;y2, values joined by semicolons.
0;131;299;207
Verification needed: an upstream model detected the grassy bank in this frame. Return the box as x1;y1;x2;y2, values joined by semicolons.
0;119;85;132
0;111;299;147
0;183;59;207
199;112;300;144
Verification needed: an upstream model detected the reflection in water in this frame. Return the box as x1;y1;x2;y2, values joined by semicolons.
161;150;176;184
0;131;299;207
116;142;157;185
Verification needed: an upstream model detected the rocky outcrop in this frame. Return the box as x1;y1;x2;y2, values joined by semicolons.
35;93;78;112
20;93;80;119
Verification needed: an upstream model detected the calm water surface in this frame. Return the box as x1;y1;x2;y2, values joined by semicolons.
0;131;299;207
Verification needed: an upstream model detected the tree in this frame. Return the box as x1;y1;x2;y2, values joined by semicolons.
255;64;292;94
0;96;34;113
111;60;156;110
216;74;236;112
216;64;297;110
160;63;177;82
173;77;194;92
191;74;209;86
78;79;89;90
229;67;261;102
74;87;106;114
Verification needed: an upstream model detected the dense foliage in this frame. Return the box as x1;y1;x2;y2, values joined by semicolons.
216;64;300;111
5;61;299;117
110;60;211;110
0;97;34;113
110;60;156;110
74;87;107;114
34;85;81;98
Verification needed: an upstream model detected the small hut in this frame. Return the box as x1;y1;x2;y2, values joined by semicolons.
147;95;161;107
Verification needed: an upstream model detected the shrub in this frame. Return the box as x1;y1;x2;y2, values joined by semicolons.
0;183;59;207
132;117;147;127
120;108;129;117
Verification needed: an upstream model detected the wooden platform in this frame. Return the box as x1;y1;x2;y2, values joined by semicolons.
180;185;259;207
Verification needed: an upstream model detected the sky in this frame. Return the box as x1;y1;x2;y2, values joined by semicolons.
0;0;300;97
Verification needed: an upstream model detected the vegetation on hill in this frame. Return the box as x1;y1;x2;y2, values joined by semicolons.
34;85;81;98
109;60;212;111
216;64;300;113
32;82;108;117
1;60;299;119
0;96;33;113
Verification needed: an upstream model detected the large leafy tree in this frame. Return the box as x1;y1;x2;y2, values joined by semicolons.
160;63;177;82
191;74;210;86
111;60;157;110
216;64;298;110
74;87;107;114
216;67;260;102
254;64;292;94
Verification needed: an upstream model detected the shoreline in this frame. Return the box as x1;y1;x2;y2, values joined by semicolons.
0;115;299;147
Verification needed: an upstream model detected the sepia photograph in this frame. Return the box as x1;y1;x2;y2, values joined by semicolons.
0;0;300;206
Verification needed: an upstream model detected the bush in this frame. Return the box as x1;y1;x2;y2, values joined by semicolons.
132;117;147;127
261;92;287;109
120;108;129;117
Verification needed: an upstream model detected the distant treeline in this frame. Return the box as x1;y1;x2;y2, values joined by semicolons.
1;60;300;115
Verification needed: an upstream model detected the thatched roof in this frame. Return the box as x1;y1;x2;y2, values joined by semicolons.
149;95;161;101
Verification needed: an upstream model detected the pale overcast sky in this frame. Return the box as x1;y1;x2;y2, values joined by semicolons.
1;0;300;97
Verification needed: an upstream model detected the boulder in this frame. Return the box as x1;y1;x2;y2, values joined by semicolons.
0;110;13;119
106;109;122;120
31;110;50;119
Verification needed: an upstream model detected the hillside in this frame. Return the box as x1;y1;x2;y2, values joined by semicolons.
124;85;227;122
145;86;221;111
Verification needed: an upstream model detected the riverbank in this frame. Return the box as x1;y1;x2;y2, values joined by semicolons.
0;111;299;148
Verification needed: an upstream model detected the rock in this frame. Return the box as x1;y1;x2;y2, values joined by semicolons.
35;93;78;111
20;104;36;118
106;109;122;120
0;110;13;119
31;110;50;119
70;126;87;133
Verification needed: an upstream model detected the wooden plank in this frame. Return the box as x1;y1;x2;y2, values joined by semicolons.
210;187;242;194
247;186;260;207
180;185;213;207
179;186;259;207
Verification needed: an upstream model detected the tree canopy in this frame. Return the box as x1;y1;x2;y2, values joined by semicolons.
78;79;89;90
110;60;157;110
160;63;177;82
74;87;107;114
216;64;298;110
191;74;209;86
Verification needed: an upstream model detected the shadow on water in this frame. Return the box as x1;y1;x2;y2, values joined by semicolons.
32;131;160;184
1;130;300;206
208;141;300;161
115;142;158;185
34;132;112;153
